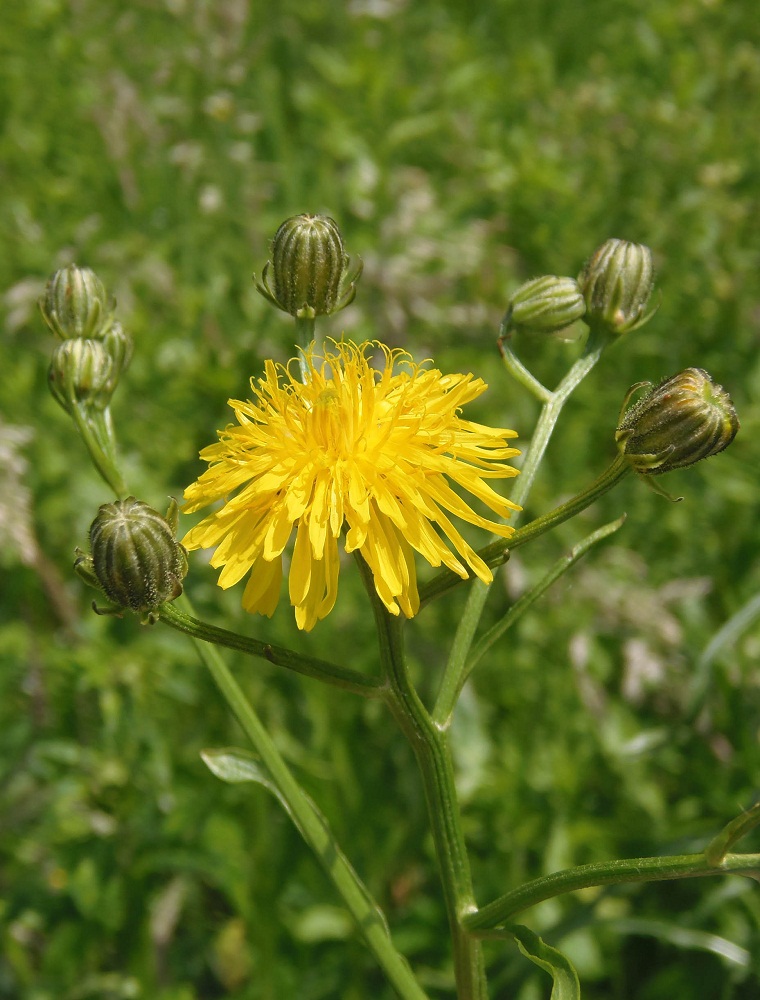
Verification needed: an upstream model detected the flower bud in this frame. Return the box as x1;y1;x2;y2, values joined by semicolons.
579;239;656;335
40;264;114;341
255;214;362;318
506;275;586;333
80;497;187;615
616;368;739;475
48;338;114;413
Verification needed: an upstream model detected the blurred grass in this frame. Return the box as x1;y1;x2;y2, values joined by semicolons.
1;0;759;997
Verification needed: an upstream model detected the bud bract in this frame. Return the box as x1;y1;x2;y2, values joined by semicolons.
40;264;114;341
255;214;362;318
99;321;133;395
616;368;739;475
48;338;114;413
506;275;586;333
82;497;187;615
579;239;656;335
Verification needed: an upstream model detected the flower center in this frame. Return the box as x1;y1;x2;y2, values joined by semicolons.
312;387;350;456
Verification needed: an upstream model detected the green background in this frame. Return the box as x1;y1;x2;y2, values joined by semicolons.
1;0;759;997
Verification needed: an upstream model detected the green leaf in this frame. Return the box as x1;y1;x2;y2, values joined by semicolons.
601;917;751;968
704;801;760;865
201;747;277;794
511;925;581;1000
288;904;354;943
201;746;395;941
201;747;314;834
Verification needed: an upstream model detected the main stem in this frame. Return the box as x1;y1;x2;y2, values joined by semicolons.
358;558;487;999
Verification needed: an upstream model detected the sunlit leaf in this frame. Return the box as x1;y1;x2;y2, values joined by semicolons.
201;746;274;791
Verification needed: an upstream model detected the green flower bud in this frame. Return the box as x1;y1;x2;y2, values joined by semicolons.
506;275;586;333
48;338;114;413
616;368;739;475
579;239;656;335
255;214;363;318
40;264;114;341
77;497;188;618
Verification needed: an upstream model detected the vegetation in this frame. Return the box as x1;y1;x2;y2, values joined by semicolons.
2;1;759;997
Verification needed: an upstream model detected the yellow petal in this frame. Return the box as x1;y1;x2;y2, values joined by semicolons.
181;338;520;629
242;557;283;617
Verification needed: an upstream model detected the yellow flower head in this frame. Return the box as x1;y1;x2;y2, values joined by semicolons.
182;341;521;631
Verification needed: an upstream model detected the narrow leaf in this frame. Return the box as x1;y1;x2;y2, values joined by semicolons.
704;801;760;865
201;747;277;794
511;925;581;1000
602;917;751;968
201;747;393;938
466;515;626;676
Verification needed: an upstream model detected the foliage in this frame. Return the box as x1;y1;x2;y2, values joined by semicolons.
2;1;759;997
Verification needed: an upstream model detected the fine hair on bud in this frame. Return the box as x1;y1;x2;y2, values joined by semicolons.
616;367;739;475
48;338;114;413
88;497;188;613
579;238;656;335
507;275;586;334
40;264;114;341
255;214;362;318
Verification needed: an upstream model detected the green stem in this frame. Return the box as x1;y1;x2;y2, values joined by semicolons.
295;316;316;380
355;557;487;1000
159;603;384;698
179;595;429;1000
497;329;552;403
295;315;316;345
431;331;609;724
421;456;631;609
69;401;129;497
430;578;490;730
71;403;421;995
454;516;625;713
483;456;631;560
91;407;121;468
464;852;760;931
510;326;607;509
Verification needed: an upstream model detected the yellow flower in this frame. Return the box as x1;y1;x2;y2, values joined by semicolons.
182;341;520;631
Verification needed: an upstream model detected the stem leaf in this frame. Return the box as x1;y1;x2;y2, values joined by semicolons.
511;925;581;999
704;801;760;865
201;746;276;792
463;515;626;684
201;746;329;843
201;746;395;940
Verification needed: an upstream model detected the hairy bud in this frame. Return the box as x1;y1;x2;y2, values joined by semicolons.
40;264;114;341
255;214;362;318
506;275;586;334
579;239;656;335
616;368;739;475
76;498;188;619
48;338;114;413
